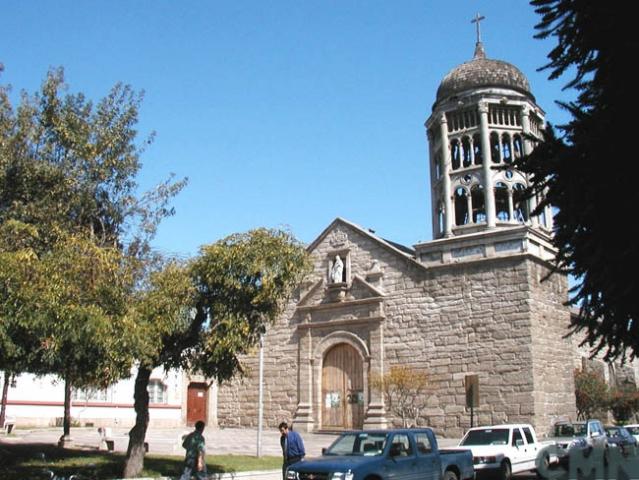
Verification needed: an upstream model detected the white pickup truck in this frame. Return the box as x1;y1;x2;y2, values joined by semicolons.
457;423;547;480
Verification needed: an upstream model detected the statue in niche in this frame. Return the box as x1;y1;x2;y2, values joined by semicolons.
330;255;344;283
368;260;381;273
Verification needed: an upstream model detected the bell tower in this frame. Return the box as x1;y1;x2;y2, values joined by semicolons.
425;15;553;240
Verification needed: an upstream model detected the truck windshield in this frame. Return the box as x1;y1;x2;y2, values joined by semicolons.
325;432;389;456
553;423;587;437
460;429;509;446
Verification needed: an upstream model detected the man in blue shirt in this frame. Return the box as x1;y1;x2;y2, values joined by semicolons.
279;421;305;480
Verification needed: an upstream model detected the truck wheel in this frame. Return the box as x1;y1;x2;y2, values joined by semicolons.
536;453;550;478
500;460;512;480
443;470;458;480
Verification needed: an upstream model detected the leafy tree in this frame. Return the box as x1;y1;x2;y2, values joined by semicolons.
516;1;639;360
370;366;431;428
574;368;609;421
0;68;185;439
608;386;639;425
0;221;42;428
122;228;310;478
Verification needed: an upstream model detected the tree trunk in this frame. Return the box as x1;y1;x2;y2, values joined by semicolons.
0;371;10;427
63;378;72;437
122;366;151;478
58;378;73;447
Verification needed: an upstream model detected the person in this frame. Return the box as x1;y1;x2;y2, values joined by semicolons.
331;255;344;283
179;420;207;480
279;421;305;480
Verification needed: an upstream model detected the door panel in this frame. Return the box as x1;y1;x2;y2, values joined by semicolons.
186;382;208;426
322;344;364;429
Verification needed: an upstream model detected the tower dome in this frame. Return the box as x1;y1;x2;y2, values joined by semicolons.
424;27;552;241
435;43;533;104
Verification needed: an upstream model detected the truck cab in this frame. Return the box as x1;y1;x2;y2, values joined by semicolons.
457;423;544;480
286;428;474;480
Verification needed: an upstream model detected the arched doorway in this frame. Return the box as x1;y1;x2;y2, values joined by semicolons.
322;343;364;429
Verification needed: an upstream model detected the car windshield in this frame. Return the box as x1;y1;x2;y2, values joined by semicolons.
325;432;388;456
553;423;587;437
460;428;509;446
606;427;620;437
626;426;639;435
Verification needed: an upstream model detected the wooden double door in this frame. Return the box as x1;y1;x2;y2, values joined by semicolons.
321;344;364;430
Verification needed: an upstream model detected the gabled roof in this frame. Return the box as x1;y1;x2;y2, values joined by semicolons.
306;217;424;270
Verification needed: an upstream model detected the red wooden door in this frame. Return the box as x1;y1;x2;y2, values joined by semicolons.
186;382;208;426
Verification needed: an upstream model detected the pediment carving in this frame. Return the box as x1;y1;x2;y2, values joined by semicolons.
295;275;385;328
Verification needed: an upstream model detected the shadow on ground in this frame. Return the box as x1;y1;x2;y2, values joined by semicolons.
0;441;280;479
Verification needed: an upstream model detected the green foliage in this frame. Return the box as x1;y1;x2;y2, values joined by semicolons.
0;66;185;385
130;259;196;368
186;227;311;382
515;1;639;360
574;368;609;421
122;228;310;477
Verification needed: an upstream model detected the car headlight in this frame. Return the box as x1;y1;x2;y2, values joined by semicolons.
474;456;497;464
331;471;354;480
286;470;299;480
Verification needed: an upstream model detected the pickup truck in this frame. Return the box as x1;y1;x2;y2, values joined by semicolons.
456;423;547;480
546;419;608;460
285;428;474;480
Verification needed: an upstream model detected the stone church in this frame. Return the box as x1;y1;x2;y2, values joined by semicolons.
6;32;638;435
213;36;582;439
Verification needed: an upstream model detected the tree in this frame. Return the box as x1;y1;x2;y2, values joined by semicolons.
515;1;639;360
370;365;431;428
608;385;639;425
0;67;185;439
574;368;609;421
121;228;310;478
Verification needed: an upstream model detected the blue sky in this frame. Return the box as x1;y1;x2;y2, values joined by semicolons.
1;1;573;258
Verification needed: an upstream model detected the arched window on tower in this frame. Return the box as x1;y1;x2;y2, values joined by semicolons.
513;183;529;223
471;184;486;223
451;139;461;170
437;202;445;236
454;187;469;226
434;151;442;179
473;134;482;165
513;134;524;160
495;182;510;221
502;133;512;163
490;132;501;163
462;136;472;168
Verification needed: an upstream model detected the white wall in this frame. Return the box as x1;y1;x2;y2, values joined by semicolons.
1;367;185;428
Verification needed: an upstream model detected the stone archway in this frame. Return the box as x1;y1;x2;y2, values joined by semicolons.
322;343;364;429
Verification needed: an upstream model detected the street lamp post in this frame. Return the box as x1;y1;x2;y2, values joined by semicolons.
257;332;264;457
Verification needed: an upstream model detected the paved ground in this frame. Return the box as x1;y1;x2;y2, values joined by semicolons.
1;426;460;457
0;428;546;479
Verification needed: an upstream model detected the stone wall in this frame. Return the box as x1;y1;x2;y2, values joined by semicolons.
528;259;576;436
216;221;577;438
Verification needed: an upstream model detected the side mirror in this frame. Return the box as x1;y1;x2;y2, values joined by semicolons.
321;448;327;455
515;439;525;447
591;431;601;438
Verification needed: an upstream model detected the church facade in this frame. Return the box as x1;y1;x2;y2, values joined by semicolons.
215;39;580;438
4;37;638;435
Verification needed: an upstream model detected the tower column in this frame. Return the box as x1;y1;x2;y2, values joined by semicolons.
520;106;539;227
439;114;454;237
478;102;496;227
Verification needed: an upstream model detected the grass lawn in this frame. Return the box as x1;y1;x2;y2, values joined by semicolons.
0;442;281;479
